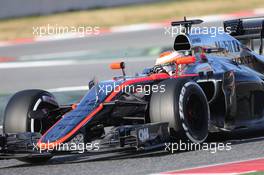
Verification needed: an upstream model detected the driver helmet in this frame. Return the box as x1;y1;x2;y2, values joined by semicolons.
155;51;183;75
155;51;184;65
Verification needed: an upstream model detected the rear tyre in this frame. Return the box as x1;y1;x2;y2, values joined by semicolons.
4;89;59;163
149;79;209;143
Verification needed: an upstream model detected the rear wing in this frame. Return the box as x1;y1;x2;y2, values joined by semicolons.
224;17;264;54
224;17;264;39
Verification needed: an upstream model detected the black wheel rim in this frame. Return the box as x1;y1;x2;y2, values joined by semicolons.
185;93;207;134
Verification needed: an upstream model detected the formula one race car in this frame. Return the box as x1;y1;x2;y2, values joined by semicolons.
1;17;264;163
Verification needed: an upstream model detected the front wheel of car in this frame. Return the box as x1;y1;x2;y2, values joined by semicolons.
149;79;209;143
3;89;59;163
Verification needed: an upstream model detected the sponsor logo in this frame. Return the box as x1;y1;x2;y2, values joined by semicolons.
138;128;149;142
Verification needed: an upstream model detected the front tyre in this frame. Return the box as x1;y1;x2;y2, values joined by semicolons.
150;79;209;143
3;89;59;163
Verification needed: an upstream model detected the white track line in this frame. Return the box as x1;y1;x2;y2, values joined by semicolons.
19;50;92;61
0;60;76;69
49;86;89;92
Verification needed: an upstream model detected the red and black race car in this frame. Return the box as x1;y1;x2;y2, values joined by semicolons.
1;17;264;163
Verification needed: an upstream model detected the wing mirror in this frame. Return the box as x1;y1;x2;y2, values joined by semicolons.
109;61;126;79
173;56;196;75
175;56;196;65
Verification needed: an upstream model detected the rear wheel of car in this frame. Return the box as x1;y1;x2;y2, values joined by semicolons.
149;79;209;143
4;89;59;163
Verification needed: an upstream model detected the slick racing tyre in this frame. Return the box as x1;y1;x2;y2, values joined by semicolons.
149;79;209;143
3;89;59;163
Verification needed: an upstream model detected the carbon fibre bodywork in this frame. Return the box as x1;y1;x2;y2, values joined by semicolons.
40;80;123;143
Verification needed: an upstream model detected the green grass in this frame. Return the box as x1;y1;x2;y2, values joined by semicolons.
242;172;264;175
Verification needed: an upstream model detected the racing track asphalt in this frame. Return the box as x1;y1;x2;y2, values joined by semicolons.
0;59;155;93
0;132;264;175
1;20;264;174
